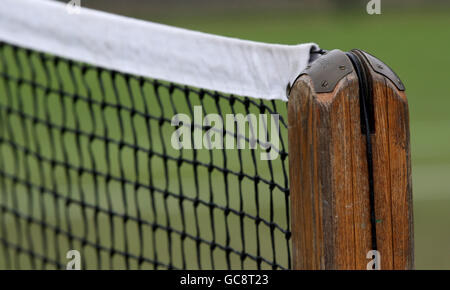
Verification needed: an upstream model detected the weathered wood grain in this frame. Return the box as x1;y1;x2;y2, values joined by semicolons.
288;61;413;269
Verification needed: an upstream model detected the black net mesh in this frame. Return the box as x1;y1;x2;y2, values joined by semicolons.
0;42;291;270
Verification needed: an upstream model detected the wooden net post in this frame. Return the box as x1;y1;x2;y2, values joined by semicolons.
288;49;414;270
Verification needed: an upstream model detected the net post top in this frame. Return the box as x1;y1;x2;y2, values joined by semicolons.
291;48;405;95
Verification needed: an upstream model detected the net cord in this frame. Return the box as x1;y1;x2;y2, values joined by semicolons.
0;0;318;101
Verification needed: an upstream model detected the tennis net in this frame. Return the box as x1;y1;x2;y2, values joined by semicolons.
0;0;317;270
0;41;292;270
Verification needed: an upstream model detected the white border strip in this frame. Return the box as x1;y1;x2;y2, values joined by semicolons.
0;0;318;101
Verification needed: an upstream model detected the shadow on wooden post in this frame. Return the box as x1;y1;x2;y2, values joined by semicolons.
288;49;414;270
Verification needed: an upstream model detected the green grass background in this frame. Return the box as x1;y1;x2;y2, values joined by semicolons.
1;2;449;269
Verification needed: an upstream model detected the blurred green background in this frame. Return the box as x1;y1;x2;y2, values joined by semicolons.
1;0;448;269
83;0;450;269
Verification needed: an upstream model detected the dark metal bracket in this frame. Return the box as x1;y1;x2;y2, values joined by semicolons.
300;49;354;93
355;49;405;91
